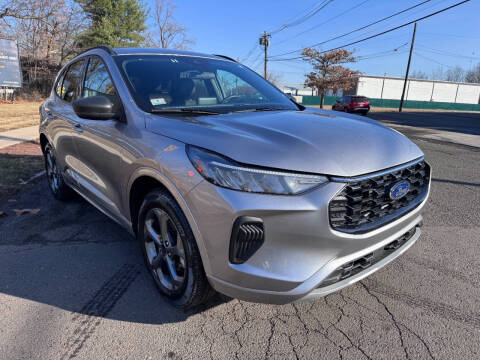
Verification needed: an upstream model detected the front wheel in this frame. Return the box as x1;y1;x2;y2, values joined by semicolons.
44;143;74;200
137;190;214;310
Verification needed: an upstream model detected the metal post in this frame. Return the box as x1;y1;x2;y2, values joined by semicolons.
454;83;460;103
380;73;386;99
399;22;417;112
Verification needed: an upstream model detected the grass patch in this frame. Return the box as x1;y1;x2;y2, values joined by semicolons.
0;102;42;132
0;153;44;198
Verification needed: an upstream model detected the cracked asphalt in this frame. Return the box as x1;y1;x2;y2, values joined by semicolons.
0;114;479;360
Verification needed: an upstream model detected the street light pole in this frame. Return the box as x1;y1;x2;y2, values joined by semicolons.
399;22;417;112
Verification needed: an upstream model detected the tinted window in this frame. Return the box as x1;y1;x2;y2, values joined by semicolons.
62;60;85;102
83;57;117;101
352;96;367;101
55;70;66;98
114;55;297;113
217;70;257;97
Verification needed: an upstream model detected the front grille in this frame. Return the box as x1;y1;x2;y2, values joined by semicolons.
229;217;264;264
329;160;430;234
319;226;417;288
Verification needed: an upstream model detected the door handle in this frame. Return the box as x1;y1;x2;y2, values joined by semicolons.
73;123;83;133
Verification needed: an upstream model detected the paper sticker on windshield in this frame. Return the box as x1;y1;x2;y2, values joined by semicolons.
150;98;166;106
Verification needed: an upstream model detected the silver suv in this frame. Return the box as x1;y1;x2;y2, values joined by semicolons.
40;47;431;309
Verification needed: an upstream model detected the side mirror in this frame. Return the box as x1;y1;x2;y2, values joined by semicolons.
72;95;120;120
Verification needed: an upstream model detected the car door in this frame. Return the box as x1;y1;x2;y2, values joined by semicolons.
43;59;86;181
71;55;128;222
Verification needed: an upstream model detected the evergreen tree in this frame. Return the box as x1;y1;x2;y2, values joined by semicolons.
76;0;147;48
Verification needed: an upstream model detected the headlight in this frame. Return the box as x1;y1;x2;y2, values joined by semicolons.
187;146;328;195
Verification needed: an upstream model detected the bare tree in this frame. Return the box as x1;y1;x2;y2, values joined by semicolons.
430;66;444;81
0;0;85;96
267;72;282;87
150;0;193;49
1;0;84;66
410;70;428;79
445;65;465;82
302;48;360;108
0;0;46;21
465;63;480;84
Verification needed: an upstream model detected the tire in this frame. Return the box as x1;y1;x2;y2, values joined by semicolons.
137;190;214;310
44;143;74;201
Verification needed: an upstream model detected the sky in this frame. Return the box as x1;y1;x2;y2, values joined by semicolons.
146;0;480;88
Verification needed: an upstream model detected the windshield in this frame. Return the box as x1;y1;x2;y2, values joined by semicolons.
114;55;298;113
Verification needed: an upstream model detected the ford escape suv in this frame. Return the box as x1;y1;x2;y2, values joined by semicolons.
39;47;431;309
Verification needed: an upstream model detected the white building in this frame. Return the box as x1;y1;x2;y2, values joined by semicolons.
352;75;480;104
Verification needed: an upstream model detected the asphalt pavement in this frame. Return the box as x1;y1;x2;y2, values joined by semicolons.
0;112;479;360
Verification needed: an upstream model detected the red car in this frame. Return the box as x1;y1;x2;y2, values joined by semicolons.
332;95;370;115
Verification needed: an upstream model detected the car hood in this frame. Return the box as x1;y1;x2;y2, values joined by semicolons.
145;109;423;177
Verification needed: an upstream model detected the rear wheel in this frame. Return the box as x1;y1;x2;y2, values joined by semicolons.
137;190;214;310
44;143;73;200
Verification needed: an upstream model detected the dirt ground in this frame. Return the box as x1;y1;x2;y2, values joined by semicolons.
0;140;44;203
0;102;42;132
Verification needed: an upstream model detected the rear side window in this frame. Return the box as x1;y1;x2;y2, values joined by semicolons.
62;60;85;103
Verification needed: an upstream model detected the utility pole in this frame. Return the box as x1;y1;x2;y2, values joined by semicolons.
399;22;417;112
259;31;271;79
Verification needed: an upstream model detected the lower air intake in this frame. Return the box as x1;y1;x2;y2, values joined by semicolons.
229;217;264;264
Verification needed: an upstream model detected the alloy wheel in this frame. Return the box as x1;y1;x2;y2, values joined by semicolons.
45;149;61;193
143;208;187;293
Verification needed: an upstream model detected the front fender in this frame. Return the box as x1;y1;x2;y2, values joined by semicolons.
126;167;212;275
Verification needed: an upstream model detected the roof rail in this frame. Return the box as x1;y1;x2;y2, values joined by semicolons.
213;54;237;62
77;45;117;57
91;45;117;55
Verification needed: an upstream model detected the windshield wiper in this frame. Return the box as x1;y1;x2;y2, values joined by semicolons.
231;107;290;113
149;108;220;115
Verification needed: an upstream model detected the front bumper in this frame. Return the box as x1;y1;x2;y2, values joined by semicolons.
184;174;429;304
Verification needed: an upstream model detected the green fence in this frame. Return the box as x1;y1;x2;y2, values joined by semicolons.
300;95;480;112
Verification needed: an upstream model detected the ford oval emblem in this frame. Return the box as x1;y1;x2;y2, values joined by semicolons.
389;181;410;200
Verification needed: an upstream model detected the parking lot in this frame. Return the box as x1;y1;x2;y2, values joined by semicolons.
0;111;479;360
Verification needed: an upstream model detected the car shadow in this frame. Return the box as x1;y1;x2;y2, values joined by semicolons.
0;179;229;325
368;111;480;136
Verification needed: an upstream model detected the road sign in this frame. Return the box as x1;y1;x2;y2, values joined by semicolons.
0;39;22;88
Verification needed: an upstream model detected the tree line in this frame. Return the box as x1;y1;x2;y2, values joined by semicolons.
411;63;480;83
0;0;193;96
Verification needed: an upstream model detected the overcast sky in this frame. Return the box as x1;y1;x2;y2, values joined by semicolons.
147;0;480;87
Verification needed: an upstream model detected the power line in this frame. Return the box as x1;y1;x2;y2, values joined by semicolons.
241;41;260;62
268;0;471;61
421;31;480;39
269;0;333;35
269;43;409;63
270;0;433;58
273;0;371;46
416;44;480;60
415;51;455;68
